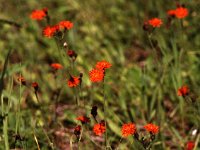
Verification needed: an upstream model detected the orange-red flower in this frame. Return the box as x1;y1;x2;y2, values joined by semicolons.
148;18;163;28
18;76;26;85
121;123;136;137
67;76;80;87
76;116;90;124
186;141;195;150
30;8;47;20
175;7;188;19
89;69;104;82
59;21;73;30
74;125;81;137
51;63;63;70
95;60;112;71
178;85;189;96
93;121;106;136
43;25;59;38
167;10;176;17
32;82;39;91
144;123;159;134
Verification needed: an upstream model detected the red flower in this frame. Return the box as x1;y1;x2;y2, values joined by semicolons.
43;25;59;38
51;63;63;70
67;50;77;61
121;123;136;137
30;8;47;20
186;141;195;150
18;76;26;85
93;121;106;136
74;125;81;137
95;60;112;71
148;18;163;28
175;7;188;19
89;69;104;82
144;123;159;134
67;76;80;87
177;85;189;96
59;21;73;30
32;82;39;91
167;10;176;17
76;116;90;124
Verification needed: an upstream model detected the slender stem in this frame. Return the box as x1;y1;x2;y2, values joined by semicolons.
16;71;22;135
33;133;41;150
103;78;108;149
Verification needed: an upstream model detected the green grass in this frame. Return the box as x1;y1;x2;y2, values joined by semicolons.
0;0;200;149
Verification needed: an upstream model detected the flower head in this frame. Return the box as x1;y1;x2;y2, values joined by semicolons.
167;10;176;17
178;85;189;96
186;141;195;150
18;76;26;85
67;76;80;88
121;123;136;137
93;121;106;136
95;60;112;71
89;69;104;82
51;63;63;70
43;25;59;38
144;123;159;134
67;50;77;61
175;7;188;19
32;82;39;91
148;18;163;28
74;125;81;138
76;116;90;124
59;21;73;30
30;8;47;20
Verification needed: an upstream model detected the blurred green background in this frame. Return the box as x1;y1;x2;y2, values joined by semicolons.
0;0;200;149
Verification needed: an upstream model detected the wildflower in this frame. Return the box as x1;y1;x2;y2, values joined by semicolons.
121;123;136;137
76;116;90;124
30;8;47;20
18;76;26;85
93;121;106;136
91;106;98;119
89;69;104;82
167;10;176;17
175;7;188;19
32;82;39;91
186;141;195;150
148;18;163;28
51;63;63;70
67;50;77;61
59;21;73;30
177;85;189;97
74;125;81;138
43;25;59;38
95;60;112;71
144;123;159;134
67;76;80;87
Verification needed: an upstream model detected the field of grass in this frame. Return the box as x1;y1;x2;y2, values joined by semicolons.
0;0;200;149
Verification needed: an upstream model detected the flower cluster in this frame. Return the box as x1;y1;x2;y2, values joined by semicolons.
167;7;188;19
148;18;163;28
30;8;48;20
143;123;159;134
43;21;73;38
89;60;111;82
51;63;63;70
67;76;80;88
30;8;73;38
177;85;189;97
93;121;106;136
121;123;136;137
